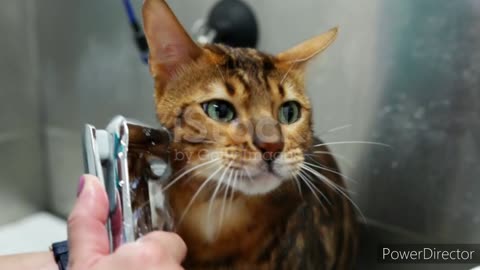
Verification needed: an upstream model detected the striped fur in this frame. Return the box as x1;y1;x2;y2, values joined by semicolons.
142;1;357;269
155;45;357;270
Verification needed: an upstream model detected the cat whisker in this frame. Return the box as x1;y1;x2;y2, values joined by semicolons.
237;169;243;187
301;163;349;193
298;169;331;205
280;49;331;85
287;38;337;64
166;157;213;183
168;152;219;177
296;170;330;212
215;64;226;82
305;152;353;168
219;167;235;230
280;63;297;84
179;165;224;225
301;164;366;223
243;167;255;183
227;169;241;214
313;141;391;148
162;158;220;191
171;161;219;192
207;161;233;231
290;170;303;198
316;124;352;137
303;159;357;185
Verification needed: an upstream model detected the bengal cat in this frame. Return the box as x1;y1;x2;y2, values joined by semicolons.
142;0;357;269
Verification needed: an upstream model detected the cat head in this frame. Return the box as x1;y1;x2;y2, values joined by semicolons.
143;0;337;195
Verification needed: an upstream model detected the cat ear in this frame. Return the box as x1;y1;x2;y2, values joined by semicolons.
276;27;338;67
142;0;202;79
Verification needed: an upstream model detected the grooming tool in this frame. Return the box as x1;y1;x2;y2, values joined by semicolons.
82;116;172;251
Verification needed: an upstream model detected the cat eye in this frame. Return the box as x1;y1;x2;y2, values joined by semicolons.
202;100;236;122
278;101;301;124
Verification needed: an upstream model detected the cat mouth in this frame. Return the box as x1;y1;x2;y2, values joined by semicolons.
190;157;289;195
258;172;282;183
245;165;283;183
266;163;275;173
243;162;279;178
232;169;283;195
250;170;278;179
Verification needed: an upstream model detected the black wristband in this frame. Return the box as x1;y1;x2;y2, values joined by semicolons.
51;240;69;270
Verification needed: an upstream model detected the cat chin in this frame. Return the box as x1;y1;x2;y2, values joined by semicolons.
232;172;285;195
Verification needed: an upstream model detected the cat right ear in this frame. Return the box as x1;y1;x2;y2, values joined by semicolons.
276;27;338;67
142;0;202;80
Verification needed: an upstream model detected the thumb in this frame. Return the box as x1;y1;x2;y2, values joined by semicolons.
67;174;110;268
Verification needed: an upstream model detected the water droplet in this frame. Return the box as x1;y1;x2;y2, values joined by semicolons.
391;161;399;169
473;216;480;224
149;158;167;177
413;107;425;119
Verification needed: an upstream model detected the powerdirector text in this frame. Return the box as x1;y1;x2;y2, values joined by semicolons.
378;244;480;264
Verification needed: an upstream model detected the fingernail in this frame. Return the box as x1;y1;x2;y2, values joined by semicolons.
77;176;85;197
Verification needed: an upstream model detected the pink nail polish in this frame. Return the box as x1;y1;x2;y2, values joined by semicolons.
77;176;85;197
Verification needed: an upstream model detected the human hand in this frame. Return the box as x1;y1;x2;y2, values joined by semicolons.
67;174;186;270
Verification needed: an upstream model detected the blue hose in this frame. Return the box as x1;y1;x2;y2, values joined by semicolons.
122;0;138;26
121;0;149;64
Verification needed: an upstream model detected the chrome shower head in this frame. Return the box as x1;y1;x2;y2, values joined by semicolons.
82;115;172;252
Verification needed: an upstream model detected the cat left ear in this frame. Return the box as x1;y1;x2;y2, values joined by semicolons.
142;0;202;80
276;27;338;67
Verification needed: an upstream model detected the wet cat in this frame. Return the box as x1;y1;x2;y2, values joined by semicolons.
142;0;357;269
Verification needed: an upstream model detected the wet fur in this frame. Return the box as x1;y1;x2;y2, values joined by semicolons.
142;1;357;269
159;46;356;270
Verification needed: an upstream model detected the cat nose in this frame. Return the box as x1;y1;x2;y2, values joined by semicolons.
255;140;284;163
252;116;283;163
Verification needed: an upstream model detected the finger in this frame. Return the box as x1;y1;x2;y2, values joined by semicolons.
139;231;187;263
97;245;185;270
110;190;123;248
67;174;110;267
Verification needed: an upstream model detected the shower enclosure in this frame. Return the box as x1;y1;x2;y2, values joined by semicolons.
1;0;479;269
